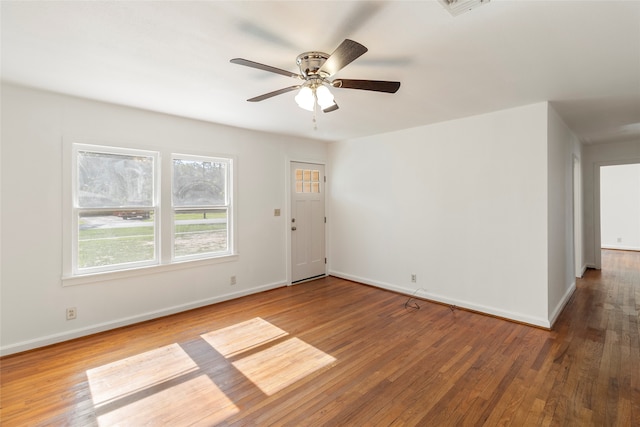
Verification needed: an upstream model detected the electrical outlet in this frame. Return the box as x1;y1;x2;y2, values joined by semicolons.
274;208;281;217
411;274;417;283
617;237;622;243
66;307;77;320
230;275;237;286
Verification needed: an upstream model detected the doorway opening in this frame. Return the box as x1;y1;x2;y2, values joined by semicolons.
594;161;640;270
600;163;640;253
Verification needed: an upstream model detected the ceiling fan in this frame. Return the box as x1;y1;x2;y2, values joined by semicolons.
230;39;400;113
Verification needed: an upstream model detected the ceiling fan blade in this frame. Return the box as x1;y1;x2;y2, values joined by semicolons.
230;58;302;79
247;85;301;102
333;79;401;93
319;39;368;76
323;103;339;113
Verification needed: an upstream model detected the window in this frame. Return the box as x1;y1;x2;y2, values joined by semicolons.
172;155;232;260
295;168;321;193
69;144;234;279
73;145;159;274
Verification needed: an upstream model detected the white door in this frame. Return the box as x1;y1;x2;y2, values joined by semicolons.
291;162;326;283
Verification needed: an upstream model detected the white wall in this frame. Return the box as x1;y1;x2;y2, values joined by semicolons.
582;140;640;268
546;105;581;325
0;83;328;355
600;163;640;250
328;102;553;327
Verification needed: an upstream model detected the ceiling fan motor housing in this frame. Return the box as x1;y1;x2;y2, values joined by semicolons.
296;52;330;78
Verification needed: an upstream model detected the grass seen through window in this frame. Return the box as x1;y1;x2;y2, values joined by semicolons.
78;212;227;268
174;210;228;258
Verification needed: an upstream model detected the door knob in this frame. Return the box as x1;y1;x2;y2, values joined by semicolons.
291;226;297;231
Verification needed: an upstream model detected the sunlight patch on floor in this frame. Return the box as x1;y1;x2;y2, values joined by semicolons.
87;343;197;405
202;317;336;396
231;336;336;395
201;317;289;357
85;318;336;425
87;343;238;426
96;375;237;426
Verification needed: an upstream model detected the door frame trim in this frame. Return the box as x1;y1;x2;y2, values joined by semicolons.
592;157;640;269
285;157;327;285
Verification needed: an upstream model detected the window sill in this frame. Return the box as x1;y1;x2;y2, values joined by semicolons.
62;254;239;287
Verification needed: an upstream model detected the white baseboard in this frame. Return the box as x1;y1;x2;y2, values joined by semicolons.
0;281;286;356
578;264;588;278
549;281;576;328
329;270;550;328
601;244;640;251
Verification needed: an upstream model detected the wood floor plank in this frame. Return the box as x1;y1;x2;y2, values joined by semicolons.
1;250;639;426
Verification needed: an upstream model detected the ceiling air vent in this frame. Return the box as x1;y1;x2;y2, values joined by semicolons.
438;0;491;16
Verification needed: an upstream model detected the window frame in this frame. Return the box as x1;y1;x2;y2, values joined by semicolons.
63;141;237;286
71;144;161;276
171;153;234;262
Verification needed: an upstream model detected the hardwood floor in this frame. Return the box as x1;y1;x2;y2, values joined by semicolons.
1;250;638;426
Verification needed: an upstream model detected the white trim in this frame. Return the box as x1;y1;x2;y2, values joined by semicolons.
601;245;640;251
71;143;160;275
170;153;234;262
548;281;577;328
329;270;551;328
62;254;238;287
63;137;239;281
593;157;640;270
578;263;588;278
572;154;583;279
1;278;283;356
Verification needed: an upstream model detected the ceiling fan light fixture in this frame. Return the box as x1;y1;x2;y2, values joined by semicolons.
316;85;335;109
295;86;315;111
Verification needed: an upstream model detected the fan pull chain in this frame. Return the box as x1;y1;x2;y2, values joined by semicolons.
312;90;318;131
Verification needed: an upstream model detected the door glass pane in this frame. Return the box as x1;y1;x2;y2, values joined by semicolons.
295;168;321;193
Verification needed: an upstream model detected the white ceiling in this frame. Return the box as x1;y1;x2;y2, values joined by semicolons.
2;1;639;144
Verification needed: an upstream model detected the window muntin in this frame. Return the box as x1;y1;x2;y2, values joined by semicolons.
295;168;321;193
172;155;232;260
73;146;159;274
